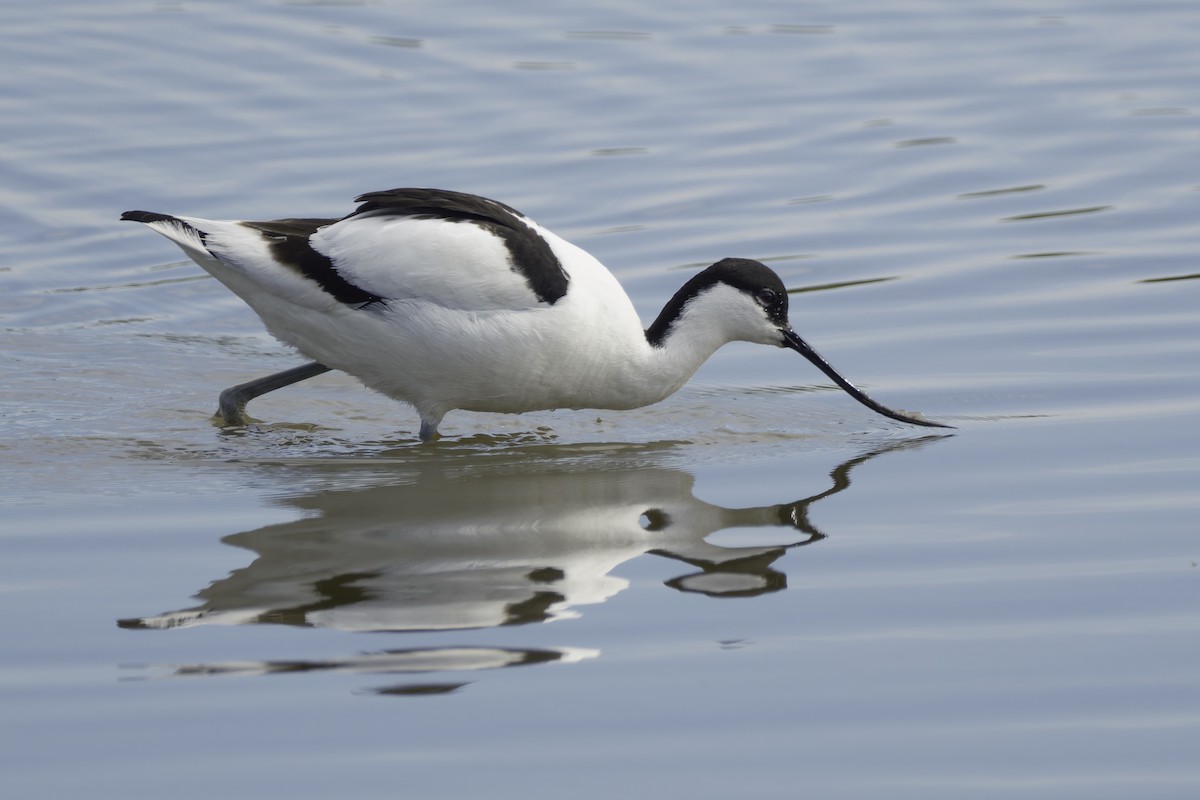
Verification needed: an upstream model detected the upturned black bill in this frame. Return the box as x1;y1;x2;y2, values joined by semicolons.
782;329;953;429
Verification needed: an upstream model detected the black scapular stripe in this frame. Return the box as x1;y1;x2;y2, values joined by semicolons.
239;218;385;308
350;188;569;305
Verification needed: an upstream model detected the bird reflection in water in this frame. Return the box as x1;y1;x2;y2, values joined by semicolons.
120;438;939;693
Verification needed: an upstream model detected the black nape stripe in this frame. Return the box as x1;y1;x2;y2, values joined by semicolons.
645;258;788;347
241;218;385;308
350;188;569;305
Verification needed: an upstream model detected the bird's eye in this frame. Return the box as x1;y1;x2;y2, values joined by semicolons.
757;288;778;305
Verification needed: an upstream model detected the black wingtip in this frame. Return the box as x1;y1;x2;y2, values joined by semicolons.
121;210;176;223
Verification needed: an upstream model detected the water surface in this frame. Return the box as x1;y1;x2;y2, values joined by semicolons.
2;1;1198;797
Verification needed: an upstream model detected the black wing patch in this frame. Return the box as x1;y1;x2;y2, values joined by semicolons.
122;210;188;226
240;218;385;308
349;188;569;305
126;188;570;308
123;210;384;308
121;210;208;244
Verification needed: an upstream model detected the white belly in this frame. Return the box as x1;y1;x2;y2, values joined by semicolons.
245;288;670;420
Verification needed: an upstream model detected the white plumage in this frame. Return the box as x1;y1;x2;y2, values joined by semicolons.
123;188;949;439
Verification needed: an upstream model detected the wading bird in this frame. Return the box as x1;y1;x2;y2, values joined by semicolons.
122;188;950;439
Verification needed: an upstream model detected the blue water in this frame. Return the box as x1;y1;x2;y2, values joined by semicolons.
2;1;1198;797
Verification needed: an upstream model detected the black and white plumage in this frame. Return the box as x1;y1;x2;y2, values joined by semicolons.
122;188;950;439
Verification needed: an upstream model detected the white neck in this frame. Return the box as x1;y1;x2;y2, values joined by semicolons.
605;284;772;408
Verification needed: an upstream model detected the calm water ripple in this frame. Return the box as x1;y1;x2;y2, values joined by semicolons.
2;1;1198;797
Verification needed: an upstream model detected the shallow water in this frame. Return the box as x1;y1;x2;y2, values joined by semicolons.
2;1;1199;797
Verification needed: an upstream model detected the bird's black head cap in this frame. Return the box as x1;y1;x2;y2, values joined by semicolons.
646;258;789;346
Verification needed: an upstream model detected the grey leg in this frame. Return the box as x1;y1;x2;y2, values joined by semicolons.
418;418;441;442
217;361;332;424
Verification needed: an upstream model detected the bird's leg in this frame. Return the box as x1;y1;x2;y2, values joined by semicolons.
216;361;332;425
417;414;444;442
